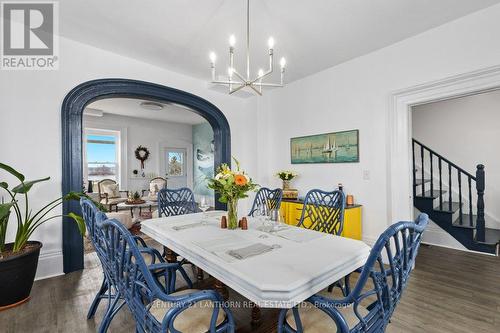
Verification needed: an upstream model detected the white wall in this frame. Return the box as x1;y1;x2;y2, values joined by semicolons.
84;112;196;192
412;90;500;226
0;36;257;279
256;4;500;245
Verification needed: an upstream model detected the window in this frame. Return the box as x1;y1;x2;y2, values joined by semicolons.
166;149;185;177
85;130;120;183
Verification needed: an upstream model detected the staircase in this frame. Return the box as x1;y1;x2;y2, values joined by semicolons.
412;139;500;255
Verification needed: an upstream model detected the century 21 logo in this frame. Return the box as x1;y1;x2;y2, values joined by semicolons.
2;2;54;56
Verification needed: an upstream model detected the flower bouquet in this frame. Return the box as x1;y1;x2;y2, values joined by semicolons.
276;170;298;190
207;158;258;229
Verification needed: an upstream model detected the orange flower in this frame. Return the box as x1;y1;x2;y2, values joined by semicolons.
234;174;248;186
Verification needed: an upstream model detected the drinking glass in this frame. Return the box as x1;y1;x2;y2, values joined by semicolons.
199;196;210;221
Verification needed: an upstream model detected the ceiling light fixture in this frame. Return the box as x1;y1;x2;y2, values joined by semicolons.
209;0;286;96
140;101;164;110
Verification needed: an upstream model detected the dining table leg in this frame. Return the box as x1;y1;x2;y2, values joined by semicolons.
164;247;177;263
251;302;261;327
214;279;229;301
196;267;204;281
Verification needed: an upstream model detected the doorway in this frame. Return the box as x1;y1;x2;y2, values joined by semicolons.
61;78;231;273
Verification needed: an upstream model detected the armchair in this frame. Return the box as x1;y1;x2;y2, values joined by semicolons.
80;198;192;333
142;177;168;201
97;179;128;211
96;215;235;333
278;213;429;333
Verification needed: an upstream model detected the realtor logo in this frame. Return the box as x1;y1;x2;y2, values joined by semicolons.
1;1;59;70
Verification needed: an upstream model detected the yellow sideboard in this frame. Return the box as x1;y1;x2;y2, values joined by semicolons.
280;200;362;240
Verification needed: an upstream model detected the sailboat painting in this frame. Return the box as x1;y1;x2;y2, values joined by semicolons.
290;129;359;164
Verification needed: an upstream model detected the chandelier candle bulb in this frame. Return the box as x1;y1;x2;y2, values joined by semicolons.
229;34;236;47
268;37;275;49
209;52;217;64
280;57;286;69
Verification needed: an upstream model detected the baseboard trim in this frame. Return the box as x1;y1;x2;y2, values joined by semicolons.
35;250;64;281
421;240;496;256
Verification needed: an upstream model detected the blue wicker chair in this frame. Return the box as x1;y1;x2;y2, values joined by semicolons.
80;198;192;333
95;214;236;333
277;213;429;333
297;189;345;235
248;187;283;217
157;187;197;217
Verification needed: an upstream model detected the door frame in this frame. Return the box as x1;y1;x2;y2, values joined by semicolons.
61;78;231;273
387;65;500;226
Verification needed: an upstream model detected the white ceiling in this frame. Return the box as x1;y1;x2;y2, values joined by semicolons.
60;0;500;85
85;98;207;124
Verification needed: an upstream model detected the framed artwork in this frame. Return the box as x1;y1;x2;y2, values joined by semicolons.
290;129;359;164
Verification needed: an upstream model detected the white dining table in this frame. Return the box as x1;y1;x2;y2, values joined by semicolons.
141;211;370;309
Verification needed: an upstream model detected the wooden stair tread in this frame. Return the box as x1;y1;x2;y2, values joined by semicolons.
433;201;461;213
415;190;446;199
452;214;476;229
475;228;500;246
415;179;431;185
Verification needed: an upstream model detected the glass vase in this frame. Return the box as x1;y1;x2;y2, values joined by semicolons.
282;180;290;190
227;198;239;230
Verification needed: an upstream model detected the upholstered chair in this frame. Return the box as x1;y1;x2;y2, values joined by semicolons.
142;177;168;202
277;213;429;333
97;179;127;211
95;215;235;333
80;198;193;333
248;187;283;217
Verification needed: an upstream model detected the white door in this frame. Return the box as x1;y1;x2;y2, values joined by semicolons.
164;148;188;189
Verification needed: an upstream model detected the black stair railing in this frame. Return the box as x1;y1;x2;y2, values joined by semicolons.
412;139;485;241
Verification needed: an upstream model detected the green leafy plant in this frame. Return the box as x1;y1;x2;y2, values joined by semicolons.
207;158;259;203
275;170;298;181
0;162;86;255
133;191;141;201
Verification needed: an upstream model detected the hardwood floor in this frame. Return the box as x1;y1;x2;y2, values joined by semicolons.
1;244;499;332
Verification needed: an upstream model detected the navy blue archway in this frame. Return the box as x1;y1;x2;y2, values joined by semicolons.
61;79;231;273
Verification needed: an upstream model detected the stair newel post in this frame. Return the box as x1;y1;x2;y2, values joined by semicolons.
412;140;416;202
420;145;425;194
476;164;485;242
448;164;452;212
468;177;473;227
458;172;463;225
438;158;443;210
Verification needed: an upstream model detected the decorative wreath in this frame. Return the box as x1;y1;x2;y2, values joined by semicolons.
134;145;150;169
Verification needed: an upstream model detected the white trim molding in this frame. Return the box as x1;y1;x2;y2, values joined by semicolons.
387;65;500;226
35;250;64;280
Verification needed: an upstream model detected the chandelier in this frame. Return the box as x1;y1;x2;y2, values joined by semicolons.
209;0;286;96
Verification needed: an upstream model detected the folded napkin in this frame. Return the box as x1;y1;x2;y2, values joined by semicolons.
172;222;205;231
227;243;275;260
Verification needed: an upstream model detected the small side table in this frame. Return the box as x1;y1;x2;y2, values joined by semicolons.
116;201;158;222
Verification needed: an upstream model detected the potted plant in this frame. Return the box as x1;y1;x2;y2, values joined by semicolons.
207;158;258;229
0;163;85;309
276;170;298;190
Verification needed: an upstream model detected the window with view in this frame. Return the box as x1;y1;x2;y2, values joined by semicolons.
85;131;120;183
167;151;184;176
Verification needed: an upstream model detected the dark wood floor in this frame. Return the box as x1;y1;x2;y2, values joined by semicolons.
1;244;499;332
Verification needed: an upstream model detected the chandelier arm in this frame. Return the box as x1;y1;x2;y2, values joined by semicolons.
229;83;247;94
247;83;263;96
250;67;274;85
212;80;244;85
211;64;217;82
232;69;248;84
252;82;284;87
